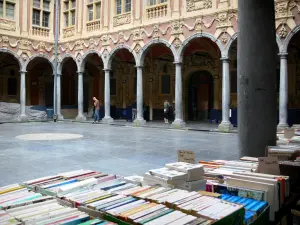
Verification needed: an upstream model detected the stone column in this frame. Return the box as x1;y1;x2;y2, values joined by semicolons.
278;53;289;129
172;62;186;128
134;66;146;126
76;71;86;121
238;0;277;157
18;71;28;122
219;58;233;132
57;73;64;120
103;69;113;123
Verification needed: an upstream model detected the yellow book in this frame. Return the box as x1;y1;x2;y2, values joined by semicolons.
134;187;159;197
84;194;114;204
0;186;24;195
199;191;221;198
130;187;153;196
120;203;157;218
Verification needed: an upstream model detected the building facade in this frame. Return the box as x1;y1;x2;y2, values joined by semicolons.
0;0;299;129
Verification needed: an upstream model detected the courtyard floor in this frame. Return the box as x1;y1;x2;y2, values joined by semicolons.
0;122;238;186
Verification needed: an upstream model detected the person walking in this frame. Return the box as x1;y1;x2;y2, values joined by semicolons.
164;100;170;124
93;97;100;123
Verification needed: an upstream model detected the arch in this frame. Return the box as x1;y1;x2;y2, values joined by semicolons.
0;48;23;70
25;54;54;72
138;39;178;67
79;49;104;73
58;54;79;74
106;44;138;69
223;33;283;58
178;32;225;62
283;24;300;53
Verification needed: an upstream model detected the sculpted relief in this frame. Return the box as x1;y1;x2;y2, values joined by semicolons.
187;0;213;12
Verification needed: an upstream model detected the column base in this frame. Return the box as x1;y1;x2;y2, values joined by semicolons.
172;119;186;129
102;116;114;124
134;118;146;127
218;121;233;132
277;123;289;131
75;114;86;122
17;114;29;122
57;114;64;121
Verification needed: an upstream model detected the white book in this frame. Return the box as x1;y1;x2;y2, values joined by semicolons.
149;189;179;201
174;193;202;206
23;175;60;185
158;191;192;204
88;195;126;208
167;215;197;225
144;172;185;185
6;199;57;214
123;176;144;185
138;187;168;199
165;162;204;180
149;168;187;181
12;204;64;219
134;207;169;223
144;211;186;225
176;180;207;191
210;204;242;220
33;211;86;225
129;204;165;220
7;202;59;216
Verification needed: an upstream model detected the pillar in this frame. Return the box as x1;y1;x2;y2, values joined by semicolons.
76;71;86;121
18;70;28;122
103;69;113;123
278;53;289;129
238;0;277;157
57;73;64;120
172;62;186;128
218;58;233;132
134;66;146;126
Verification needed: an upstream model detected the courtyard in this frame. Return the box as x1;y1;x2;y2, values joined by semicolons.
0;122;238;186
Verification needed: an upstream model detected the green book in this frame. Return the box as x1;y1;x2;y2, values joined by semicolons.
140;209;174;224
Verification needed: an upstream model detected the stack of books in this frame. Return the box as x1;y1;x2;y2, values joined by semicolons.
143;162;206;191
220;194;268;225
0;184;53;210
203;160;289;221
267;145;300;160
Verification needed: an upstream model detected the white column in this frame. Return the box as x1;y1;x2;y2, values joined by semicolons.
134;66;146;126
172;62;185;128
278;53;289;129
57;74;64;120
18;71;28;122
218;58;232;132
103;69;113;123
76;71;86;121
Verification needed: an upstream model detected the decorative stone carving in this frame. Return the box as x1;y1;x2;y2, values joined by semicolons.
278;24;288;38
2;36;9;47
119;32;125;44
153;25;160;39
275;1;293;19
194;18;203;31
171;21;184;35
132;29;143;42
173;38;182;49
63;26;75;38
146;3;168;19
101;35;110;46
187;0;212;12
113;13;131;27
220;33;228;44
76;53;82;63
18;39;32;51
134;44;141;54
21;53;29;62
184;53;216;71
74;40;84;51
215;12;233;29
0;18;16;31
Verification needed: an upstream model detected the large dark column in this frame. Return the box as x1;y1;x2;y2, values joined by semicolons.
238;0;277;157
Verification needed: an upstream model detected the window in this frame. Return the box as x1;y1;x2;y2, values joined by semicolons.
149;0;166;5
116;0;131;15
6;2;14;19
0;0;16;20
63;0;76;27
86;0;101;22
161;75;170;94
42;11;49;27
32;0;50;28
32;9;40;25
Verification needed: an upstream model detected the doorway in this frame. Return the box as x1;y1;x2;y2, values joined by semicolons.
188;71;213;121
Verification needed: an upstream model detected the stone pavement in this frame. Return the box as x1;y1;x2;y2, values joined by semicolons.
0;122;238;186
66;119;237;132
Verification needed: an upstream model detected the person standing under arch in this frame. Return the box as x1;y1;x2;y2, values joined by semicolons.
164;100;170;124
93;97;100;123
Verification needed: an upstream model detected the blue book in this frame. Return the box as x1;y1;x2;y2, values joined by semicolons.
236;197;247;204
245;200;260;210
45;179;78;189
96;196;133;210
101;197;137;211
240;199;253;206
230;196;242;203
244;211;256;225
249;201;268;215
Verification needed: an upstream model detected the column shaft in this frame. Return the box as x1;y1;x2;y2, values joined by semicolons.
136;67;145;121
18;71;28;121
57;74;63;120
278;54;288;128
76;72;86;121
219;58;232;131
103;69;113;123
172;63;185;128
238;0;277;157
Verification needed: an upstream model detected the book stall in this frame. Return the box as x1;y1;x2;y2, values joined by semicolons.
1;128;300;225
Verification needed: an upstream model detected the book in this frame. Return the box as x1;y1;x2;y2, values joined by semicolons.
148;168;187;181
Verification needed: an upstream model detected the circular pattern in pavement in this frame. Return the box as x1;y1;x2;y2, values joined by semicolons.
16;133;83;141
